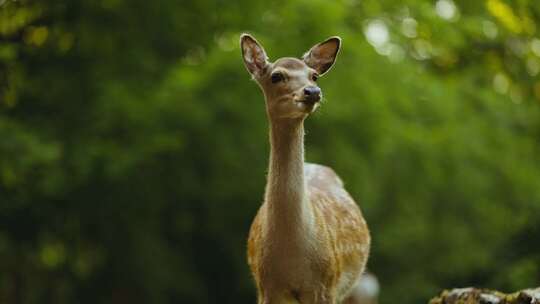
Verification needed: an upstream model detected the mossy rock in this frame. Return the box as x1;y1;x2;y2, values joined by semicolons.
429;287;540;304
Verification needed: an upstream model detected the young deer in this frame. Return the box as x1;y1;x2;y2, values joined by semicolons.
241;34;370;304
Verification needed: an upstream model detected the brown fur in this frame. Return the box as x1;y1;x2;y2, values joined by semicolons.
248;164;370;303
241;34;370;304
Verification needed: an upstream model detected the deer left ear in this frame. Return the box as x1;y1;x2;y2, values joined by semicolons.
302;36;341;75
240;33;269;78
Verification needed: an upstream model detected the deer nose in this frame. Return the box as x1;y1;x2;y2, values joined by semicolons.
304;86;321;102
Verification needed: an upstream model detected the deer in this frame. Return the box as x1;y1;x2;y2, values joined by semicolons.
241;33;371;304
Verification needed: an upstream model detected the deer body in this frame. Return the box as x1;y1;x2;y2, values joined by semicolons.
241;34;370;304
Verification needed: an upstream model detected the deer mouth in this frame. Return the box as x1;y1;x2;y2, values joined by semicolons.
301;95;321;107
303;96;320;105
296;98;320;113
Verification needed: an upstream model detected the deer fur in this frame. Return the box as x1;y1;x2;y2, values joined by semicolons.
241;34;370;304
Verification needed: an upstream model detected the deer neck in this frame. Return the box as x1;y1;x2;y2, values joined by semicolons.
264;117;313;231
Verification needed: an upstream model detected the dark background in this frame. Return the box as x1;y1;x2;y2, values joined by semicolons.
1;0;540;303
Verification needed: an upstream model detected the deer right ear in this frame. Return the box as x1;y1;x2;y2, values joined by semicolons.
303;36;341;76
240;34;269;78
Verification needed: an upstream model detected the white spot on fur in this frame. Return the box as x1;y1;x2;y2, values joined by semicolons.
356;273;379;298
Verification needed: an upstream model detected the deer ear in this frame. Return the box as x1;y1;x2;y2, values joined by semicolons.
240;34;269;78
302;36;341;75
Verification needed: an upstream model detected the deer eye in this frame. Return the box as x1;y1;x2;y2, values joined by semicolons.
271;72;284;83
312;74;319;82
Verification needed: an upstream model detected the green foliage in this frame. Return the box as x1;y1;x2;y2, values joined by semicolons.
1;0;540;303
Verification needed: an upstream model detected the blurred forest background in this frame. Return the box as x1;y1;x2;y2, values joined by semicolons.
1;0;540;303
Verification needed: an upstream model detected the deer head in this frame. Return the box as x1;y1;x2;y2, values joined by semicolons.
240;34;341;120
